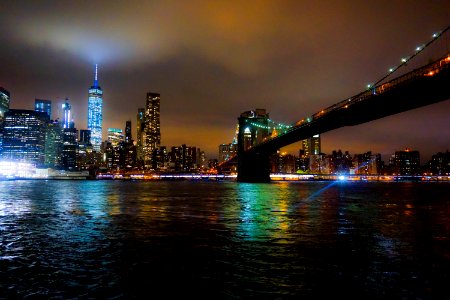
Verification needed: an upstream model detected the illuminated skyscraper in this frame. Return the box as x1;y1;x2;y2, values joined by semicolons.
1;109;47;165
44;120;63;167
136;108;145;161
143;93;160;168
107;128;123;147
35;99;52;120
301;134;321;157
0;87;10;154
62;127;78;170
219;143;237;163
0;87;10;123
87;64;103;152
299;134;321;172
62;99;72;128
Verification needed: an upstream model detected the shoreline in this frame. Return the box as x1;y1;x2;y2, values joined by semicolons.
1;174;449;182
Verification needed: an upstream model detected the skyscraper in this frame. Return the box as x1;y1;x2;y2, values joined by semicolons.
1;109;47;165
62;127;78;170
35;99;52;120
136;108;145;162
107;128;123;148
125;120;132;143
0;87;9;155
143;92;160;168
44;120;63;167
87;64;103;152
301;134;321;157
62;99;72;128
0;87;10;123
219;143;237;163
79;130;91;144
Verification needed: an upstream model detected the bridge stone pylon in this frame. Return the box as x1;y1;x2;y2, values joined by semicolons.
237;109;274;182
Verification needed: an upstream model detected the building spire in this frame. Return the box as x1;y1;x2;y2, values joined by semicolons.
94;64;99;87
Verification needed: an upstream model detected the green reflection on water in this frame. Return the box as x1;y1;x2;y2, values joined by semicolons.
230;183;293;242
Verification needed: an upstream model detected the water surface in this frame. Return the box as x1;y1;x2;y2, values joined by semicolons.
0;180;449;299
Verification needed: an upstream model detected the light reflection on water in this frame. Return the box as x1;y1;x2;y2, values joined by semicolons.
0;180;449;298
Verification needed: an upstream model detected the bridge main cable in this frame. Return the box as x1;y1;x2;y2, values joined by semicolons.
372;24;450;88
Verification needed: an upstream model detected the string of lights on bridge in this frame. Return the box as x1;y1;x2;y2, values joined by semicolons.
246;118;292;132
367;25;450;90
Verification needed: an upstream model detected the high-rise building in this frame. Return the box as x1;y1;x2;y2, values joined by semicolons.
219;143;237;163
44;120;63;167
0;87;10;155
87;64;103;152
1;109;47;165
143;92;160;168
118;140;137;170
35;99;52;120
0;87;10;122
107;128;123;148
394;148;420;175
299;134;321;171
301;134;321;157
79;130;91;144
152;146;169;171
271;151;296;174
62;99;72;128
62;127;78;170
169;144;197;172
125;120;132;143
77;129;96;170
352;151;380;175
197;150;207;171
426;151;449;175
136;108;145;162
329;150;353;174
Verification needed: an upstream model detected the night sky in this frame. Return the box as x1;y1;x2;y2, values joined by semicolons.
1;1;449;161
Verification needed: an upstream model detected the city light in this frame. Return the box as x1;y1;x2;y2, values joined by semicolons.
0;161;47;179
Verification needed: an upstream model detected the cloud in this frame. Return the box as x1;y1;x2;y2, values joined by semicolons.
7;1;317;74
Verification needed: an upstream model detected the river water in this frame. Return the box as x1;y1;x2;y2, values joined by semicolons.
0;180;449;299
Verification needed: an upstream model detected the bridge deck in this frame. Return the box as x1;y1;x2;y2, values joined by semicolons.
250;53;450;153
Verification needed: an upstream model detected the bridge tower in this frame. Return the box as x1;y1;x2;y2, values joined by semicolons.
237;109;273;182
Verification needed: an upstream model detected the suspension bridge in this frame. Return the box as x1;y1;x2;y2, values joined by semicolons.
220;25;450;182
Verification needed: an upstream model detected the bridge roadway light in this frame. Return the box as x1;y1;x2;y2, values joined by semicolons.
401;58;408;63
389;68;394;73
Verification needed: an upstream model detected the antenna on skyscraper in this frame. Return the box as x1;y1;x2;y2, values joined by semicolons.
94;64;99;87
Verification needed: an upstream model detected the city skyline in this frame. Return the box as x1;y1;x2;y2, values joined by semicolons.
0;1;449;160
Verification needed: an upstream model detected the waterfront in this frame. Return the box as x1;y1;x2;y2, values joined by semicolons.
0;181;449;299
